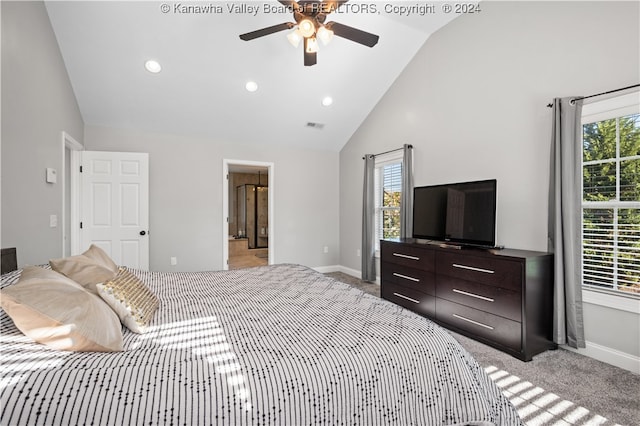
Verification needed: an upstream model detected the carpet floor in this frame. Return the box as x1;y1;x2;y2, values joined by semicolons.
324;271;640;426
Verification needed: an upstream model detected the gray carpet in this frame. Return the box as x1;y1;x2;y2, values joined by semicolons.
325;272;640;426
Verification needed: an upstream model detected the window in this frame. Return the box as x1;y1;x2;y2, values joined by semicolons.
374;153;403;251
581;92;640;296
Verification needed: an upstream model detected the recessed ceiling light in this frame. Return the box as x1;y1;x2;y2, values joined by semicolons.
245;81;258;92
321;96;333;107
144;60;162;73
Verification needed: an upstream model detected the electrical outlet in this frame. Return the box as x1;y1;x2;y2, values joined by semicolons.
170;257;177;266
356;249;361;257
323;246;329;254
49;214;58;228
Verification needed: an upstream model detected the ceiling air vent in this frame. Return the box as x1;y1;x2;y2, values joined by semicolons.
306;122;325;130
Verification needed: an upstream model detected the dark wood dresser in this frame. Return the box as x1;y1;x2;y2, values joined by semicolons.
381;239;556;361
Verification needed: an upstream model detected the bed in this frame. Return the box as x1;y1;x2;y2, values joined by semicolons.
1;259;522;425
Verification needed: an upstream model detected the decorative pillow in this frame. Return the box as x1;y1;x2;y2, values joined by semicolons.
49;244;119;295
96;268;159;334
0;266;123;352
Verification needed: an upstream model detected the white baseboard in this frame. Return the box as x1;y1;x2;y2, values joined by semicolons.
562;341;640;374
336;265;360;278
312;265;380;285
312;265;341;273
337;265;380;285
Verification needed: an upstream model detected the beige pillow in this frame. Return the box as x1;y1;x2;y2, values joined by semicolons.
50;244;119;295
0;266;123;352
96;268;159;334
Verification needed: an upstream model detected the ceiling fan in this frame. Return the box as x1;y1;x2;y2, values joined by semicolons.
239;0;379;66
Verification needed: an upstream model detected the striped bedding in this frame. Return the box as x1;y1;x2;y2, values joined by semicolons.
1;264;522;425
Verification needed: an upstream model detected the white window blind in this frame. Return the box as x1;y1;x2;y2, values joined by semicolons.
374;153;403;250
581;92;640;296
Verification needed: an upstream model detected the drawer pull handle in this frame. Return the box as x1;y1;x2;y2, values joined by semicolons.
393;273;420;282
452;314;494;330
453;289;494;302
393;253;420;261
393;293;420;304
452;263;495;274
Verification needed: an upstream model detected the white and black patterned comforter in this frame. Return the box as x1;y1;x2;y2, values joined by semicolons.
1;264;522;425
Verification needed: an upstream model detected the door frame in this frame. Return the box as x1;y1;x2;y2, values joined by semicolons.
222;159;274;270
61;131;83;256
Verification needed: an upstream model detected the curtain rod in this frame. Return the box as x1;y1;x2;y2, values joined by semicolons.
362;145;413;160
546;83;640;108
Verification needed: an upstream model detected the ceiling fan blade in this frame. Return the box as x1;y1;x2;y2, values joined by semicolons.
303;38;317;66
325;21;379;47
239;22;295;41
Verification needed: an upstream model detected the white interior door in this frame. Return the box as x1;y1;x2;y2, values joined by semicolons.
80;151;149;270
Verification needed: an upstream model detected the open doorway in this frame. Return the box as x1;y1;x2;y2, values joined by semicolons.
62;131;83;257
222;160;274;270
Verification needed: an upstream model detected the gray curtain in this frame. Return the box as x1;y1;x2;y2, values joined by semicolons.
400;144;414;239
362;154;376;282
548;97;586;349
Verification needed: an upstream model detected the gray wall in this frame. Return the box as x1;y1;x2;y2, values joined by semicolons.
1;1;84;265
339;1;640;365
84;125;340;272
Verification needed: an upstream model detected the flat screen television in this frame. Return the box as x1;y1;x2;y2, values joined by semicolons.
412;179;497;248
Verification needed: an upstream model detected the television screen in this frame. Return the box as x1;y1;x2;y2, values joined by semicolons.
412;179;497;248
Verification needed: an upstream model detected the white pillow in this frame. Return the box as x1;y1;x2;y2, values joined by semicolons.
97;268;159;334
0;266;123;352
49;244;119;295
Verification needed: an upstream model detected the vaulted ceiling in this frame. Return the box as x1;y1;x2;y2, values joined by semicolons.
45;1;459;151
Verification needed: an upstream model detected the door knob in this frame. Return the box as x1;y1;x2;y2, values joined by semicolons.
140;230;147;236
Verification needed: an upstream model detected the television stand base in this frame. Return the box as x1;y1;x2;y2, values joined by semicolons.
437;243;462;249
414;239;504;250
415;239;461;249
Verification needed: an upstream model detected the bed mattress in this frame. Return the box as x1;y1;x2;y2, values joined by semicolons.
1;264;522;425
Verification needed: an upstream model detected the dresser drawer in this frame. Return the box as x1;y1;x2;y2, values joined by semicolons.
436;299;521;351
381;241;435;271
436;251;522;292
382;282;436;317
381;262;435;295
436;275;521;322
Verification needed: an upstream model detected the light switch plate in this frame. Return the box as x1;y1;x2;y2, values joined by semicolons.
46;168;57;183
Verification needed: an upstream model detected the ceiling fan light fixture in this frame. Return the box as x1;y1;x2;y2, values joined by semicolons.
238;0;380;66
287;29;302;47
298;18;316;38
317;26;334;45
305;37;319;53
